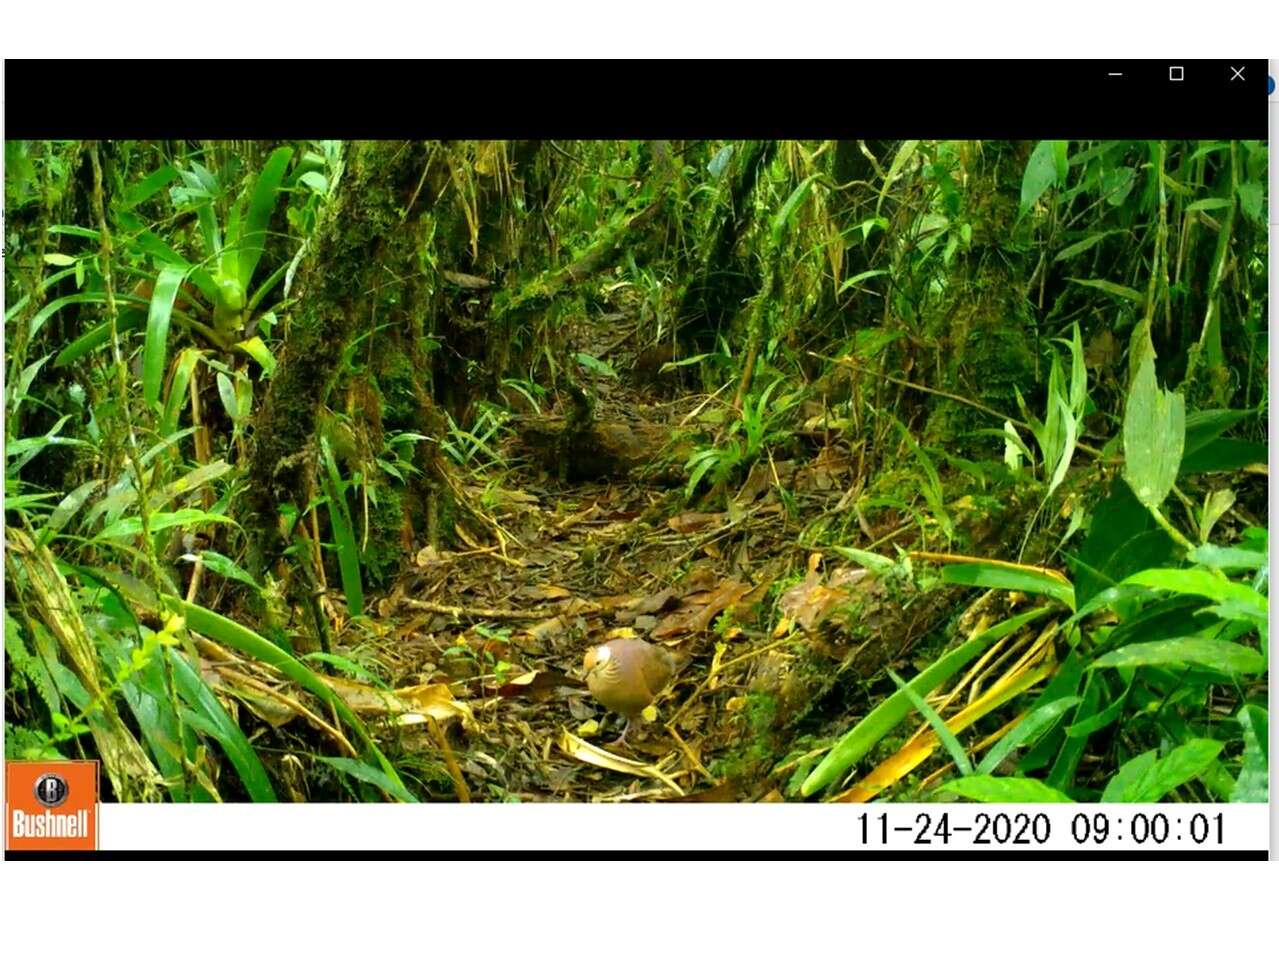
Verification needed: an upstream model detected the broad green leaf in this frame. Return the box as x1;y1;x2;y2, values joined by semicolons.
238;146;293;289
1186;197;1232;212
1100;749;1156;802
1071;480;1174;609
98;508;238;541
1232;705;1268;803
122;164;179;209
977;697;1082;775
1089;637;1265;676
142;266;188;408
1235;181;1265;224
235;335;276;375
707;144;734;179
937;775;1073;803
185;550;261;592
1020;140;1061;214
574;352;618;379
1122;567;1266;615
1180;438;1266;475
1182;408;1254;459
1188;544;1266;571
940;562;1075;610
1099;165;1136;205
1102;739;1223;802
1123;354;1184;509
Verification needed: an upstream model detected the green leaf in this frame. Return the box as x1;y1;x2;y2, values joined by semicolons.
321;437;363;617
235;335;276;375
1089;637;1265;676
574;352;618;378
188;550;261;592
1182;408;1254;459
37;479;103;545
976;696;1081;774
1186;197;1232;212
161;347;205;435
171;651;276;802
800;607;1053;796
142;266;188;408
1122;567;1267;618
1123;354;1185;509
1188;544;1266;571
1020;140;1061;214
53;310;148;368
1235;181;1265;224
1099;165;1136;205
1232;705;1268;802
122;164;179;209
886;668;972;776
97;508;238;541
937;775;1073;803
1180;438;1267;475
238;146;293;290
1071;480;1174;609
1067;277;1146;303
772;173;822;245
1099;749;1156;802
876;142;918;215
1101;739;1224;802
1052;230;1125;262
313;756;417;803
940;562;1075;610
836;269;889;294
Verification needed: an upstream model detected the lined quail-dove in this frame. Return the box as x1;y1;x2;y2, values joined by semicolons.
582;637;677;746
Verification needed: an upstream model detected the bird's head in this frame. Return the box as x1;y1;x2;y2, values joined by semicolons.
582;644;611;676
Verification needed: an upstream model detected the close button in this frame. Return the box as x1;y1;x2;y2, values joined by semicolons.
1229;65;1246;81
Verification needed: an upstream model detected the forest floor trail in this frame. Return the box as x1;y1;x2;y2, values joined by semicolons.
361;314;869;802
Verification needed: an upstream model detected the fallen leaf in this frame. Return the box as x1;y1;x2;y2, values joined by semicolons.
667;511;726;534
558;729;685;795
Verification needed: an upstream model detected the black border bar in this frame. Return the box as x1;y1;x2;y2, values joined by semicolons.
4;60;1269;139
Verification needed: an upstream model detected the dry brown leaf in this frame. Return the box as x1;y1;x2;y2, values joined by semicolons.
323;676;475;729
667;511;726;534
652;579;752;639
558;729;684;795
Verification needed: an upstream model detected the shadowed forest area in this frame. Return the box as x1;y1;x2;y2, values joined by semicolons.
2;138;1268;804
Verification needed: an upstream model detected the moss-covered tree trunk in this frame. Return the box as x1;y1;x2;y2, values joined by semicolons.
244;141;435;574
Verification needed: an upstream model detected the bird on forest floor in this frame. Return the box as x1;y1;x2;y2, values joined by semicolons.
582;637;677;747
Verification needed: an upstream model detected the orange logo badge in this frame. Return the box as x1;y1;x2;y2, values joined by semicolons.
5;761;99;851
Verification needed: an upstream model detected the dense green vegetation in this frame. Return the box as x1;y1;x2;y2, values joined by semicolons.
3;138;1268;803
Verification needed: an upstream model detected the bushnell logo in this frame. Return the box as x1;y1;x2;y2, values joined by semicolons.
34;773;70;809
6;761;99;852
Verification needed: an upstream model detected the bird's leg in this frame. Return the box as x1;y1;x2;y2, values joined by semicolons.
608;717;637;749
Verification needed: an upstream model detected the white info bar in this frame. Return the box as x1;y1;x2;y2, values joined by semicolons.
97;803;1270;853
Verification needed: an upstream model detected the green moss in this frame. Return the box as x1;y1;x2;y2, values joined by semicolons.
358;482;407;589
374;346;421;432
